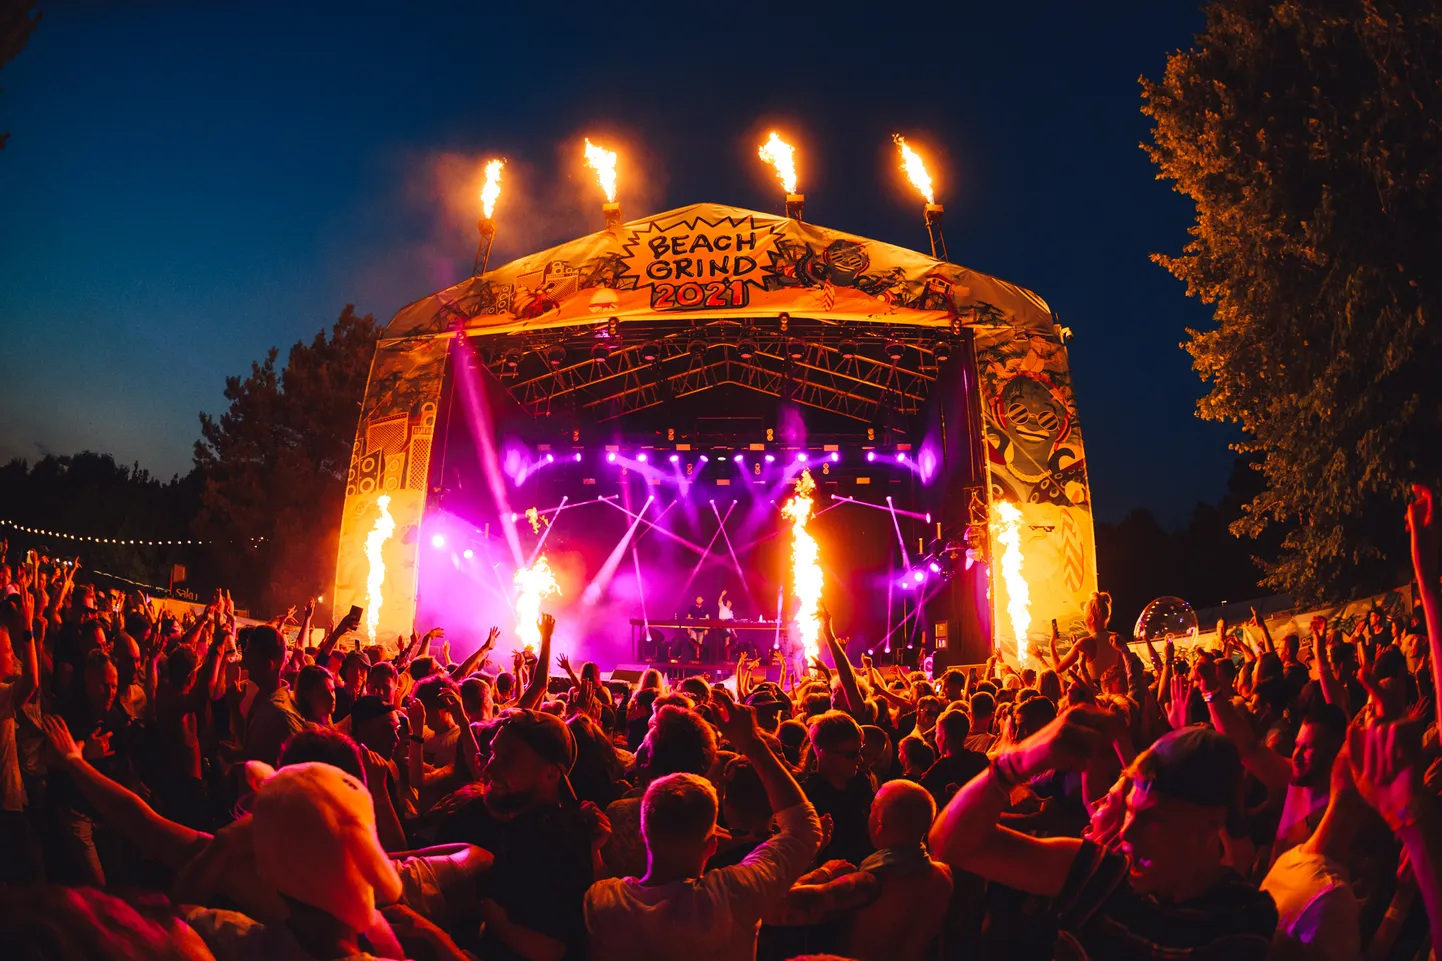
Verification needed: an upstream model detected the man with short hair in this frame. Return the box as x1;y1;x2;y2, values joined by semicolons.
920;707;988;807
931;710;1278;960
803;710;876;865
242;626;305;767
585;695;822;960
436;708;595;961
964;691;996;753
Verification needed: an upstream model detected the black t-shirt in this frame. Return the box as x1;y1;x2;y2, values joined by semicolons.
436;791;593;961
687;602;707;621
1053;839;1277;961
919;750;988;807
332;687;356;723
801;771;876;865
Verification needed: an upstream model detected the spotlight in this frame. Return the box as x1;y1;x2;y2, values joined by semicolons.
738;339;757;360
925;512;931;523
430;533;446;548
504;350;523;369
546;346;566;367
787;340;805;361
591;343;611;361
929;561;942;574
796;452;808;462
688;339;708;360
574;452;583;462
641;342;660;362
545;453;555;462
463;548;474;559
764;454;775;463
829;451;839;462
779;312;790;332
897;451;908;462
638;453;649;463
669;454;680;463
699;455;709;463
510;513;518;522
607;452;617;463
733;453;744;463
913;570;926;583
885;342;905;362
866;451;876;462
932;339;953;363
839;338;858;360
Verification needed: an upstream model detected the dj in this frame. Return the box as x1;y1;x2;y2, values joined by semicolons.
683;595;708;661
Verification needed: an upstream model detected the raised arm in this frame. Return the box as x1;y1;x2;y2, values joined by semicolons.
516;614;553;710
1407;484;1442;732
1194;658;1291;792
819;603;864;719
454;627;498;680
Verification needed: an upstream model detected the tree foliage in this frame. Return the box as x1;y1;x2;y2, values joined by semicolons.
1142;1;1442;601
193;306;378;614
0;0;42;150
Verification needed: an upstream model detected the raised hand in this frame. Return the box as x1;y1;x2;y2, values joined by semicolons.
538;612;556;642
40;715;82;762
1408;483;1439;577
711;695;760;752
556;652;572;673
484;626;500;649
405;697;427;739
1347;717;1426;831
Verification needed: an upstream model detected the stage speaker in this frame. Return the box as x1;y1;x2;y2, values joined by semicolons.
608;664;649;684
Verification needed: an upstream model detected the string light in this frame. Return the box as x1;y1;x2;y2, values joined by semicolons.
0;519;264;546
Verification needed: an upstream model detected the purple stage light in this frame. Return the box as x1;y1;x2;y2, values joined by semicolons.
796;452;808;463
430;533;446;549
463;548;474;559
764;454;775;463
866;451;876;462
699;455;709;463
574;452;582;462
913;570;926;583
897;451;908;462
928;561;942;574
638;453;648;463
732;453;744;463
607;451;617;463
669;454;680;463
509;512;518;522
925;512;931;523
545;453;555;463
829;451;839;462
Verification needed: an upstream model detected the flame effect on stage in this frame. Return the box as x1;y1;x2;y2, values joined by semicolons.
364;495;396;643
514;555;560;651
758;132;798;195
584;139;617;203
780;469;822;661
894;135;935;205
991;500;1031;663
480;159;504;219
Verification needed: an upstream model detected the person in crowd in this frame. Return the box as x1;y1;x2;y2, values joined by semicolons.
585;692;822;960
803;710;875;865
963;690;997;753
240;626;305;767
897;735;935;780
333;651;369;723
920;706;988;807
294;664;336;726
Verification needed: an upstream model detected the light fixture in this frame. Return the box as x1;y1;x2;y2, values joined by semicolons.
504;350;523;368
607;452;617;463
574;452;583;462
885;342;905;362
638;453;649;463
796;452;808;462
839;339;858;359
431;534;446;548
591;343;611;361
787;340;805;361
732;453;744;463
829;451;839;462
913;570;926;583
866;451;876;462
546;346;566;367
738;339;757;359
688;339;708;360
699;455;710;463
897;451;908;462
929;561;942;573
669;454;680;463
641;342;660;362
932;339;953;363
545;453;555;462
463;548;474;559
764;454;775;463
779;312;790;332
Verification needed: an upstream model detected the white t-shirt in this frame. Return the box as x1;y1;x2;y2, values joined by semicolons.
585;801;822;961
1260;846;1360;961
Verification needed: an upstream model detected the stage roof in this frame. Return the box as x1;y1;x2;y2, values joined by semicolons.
383;202;1054;340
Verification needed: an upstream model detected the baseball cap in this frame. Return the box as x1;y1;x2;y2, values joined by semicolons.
496;708;577;801
349;695;396;728
248;761;402;932
745;689;788;713
1131;726;1242;809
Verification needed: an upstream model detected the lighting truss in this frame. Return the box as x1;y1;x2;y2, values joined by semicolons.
472;317;942;424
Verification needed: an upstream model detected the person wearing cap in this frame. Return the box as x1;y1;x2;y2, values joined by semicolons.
930;707;1278;960
435;706;595;961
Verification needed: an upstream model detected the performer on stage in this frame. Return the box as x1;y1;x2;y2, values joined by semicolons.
684;594;708;661
717;589;738;660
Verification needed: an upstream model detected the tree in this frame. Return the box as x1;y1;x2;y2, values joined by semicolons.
1142;1;1442;602
1;1;42;150
193;306;379;615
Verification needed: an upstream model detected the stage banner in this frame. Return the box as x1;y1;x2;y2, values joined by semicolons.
973;326;1097;664
383;203;1055;338
332;335;449;649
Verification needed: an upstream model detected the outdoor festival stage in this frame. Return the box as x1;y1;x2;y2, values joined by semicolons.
331;202;1099;671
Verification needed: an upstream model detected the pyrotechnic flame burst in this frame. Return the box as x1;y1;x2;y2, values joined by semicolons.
893;134;935;205
480;159;504;219
524;507;542;534
990;500;1032;663
780;470;822;661
758;132;798;194
583;138;617;203
514;555;560;651
364;495;396;643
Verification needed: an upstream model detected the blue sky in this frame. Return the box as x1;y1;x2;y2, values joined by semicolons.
0;0;1237;526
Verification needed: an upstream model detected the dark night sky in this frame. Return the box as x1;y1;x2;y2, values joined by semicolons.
0;0;1239;527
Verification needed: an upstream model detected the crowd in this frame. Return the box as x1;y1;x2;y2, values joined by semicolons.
0;483;1440;961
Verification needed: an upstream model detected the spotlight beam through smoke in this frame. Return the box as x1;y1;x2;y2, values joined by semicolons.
829;494;929;521
885;497;912;568
583;495;655;606
600;498;706;555
453;339;524;568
